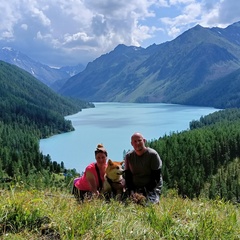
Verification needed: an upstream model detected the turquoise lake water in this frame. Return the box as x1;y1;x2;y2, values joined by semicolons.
40;102;218;172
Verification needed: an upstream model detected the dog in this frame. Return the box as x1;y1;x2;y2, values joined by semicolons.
102;159;125;200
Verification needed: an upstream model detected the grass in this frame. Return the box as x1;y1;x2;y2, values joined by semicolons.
0;189;239;239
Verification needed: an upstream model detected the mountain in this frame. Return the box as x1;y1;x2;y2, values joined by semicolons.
0;47;85;87
0;60;93;182
59;21;240;109
0;60;94;137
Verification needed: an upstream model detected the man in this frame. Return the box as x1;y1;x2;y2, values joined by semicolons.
124;132;163;204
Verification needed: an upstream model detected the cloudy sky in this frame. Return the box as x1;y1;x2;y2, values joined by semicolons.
0;0;239;67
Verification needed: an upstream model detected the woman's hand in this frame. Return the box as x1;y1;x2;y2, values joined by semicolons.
92;190;100;198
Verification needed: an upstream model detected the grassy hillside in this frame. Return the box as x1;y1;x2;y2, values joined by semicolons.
0;59;239;240
0;189;239;239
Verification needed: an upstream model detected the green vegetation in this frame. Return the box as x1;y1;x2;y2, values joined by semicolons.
1;59;240;239
59;23;240;109
0;189;239;239
0;61;92;180
148;108;240;202
0;61;94;138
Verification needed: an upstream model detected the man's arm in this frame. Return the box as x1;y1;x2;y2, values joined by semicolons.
124;169;135;191
146;168;161;191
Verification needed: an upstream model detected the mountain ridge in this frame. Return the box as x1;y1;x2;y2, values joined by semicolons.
1;22;240;109
59;21;240;108
0;47;85;88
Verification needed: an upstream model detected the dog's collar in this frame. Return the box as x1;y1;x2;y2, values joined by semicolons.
106;176;122;185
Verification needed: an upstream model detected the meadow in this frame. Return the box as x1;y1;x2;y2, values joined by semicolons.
0;188;239;240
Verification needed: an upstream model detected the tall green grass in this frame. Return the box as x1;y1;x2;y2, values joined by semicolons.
0;189;239;239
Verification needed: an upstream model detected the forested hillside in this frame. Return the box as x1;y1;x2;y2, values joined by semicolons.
148;108;240;202
0;61;239;202
0;61;94;138
0;61;93;184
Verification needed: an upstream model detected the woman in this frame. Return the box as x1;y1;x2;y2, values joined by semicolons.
73;143;107;202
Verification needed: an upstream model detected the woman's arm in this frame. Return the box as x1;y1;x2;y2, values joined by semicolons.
86;171;99;196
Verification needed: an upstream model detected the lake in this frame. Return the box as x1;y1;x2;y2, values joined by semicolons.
39;102;218;173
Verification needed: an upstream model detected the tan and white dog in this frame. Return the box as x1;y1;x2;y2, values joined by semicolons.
102;159;125;200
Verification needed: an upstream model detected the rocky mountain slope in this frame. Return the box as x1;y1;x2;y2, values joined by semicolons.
0;47;85;88
59;21;240;109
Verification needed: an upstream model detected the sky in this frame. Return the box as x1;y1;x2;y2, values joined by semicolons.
0;0;240;67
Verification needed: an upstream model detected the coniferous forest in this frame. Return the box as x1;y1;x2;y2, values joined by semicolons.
0;61;94;187
148;108;240;202
0;60;240;204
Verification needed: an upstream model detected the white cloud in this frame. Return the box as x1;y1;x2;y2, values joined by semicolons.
21;0;51;27
159;0;240;39
0;0;239;66
63;32;95;47
218;0;240;24
0;1;21;40
21;24;28;30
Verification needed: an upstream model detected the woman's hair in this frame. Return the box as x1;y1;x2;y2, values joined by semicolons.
95;143;108;157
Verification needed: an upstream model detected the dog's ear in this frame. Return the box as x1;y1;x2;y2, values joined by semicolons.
120;161;125;165
108;159;113;165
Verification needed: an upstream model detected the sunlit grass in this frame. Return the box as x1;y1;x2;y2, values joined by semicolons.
0;189;239;239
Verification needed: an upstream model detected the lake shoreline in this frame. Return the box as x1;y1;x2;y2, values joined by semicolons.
40;102;218;172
